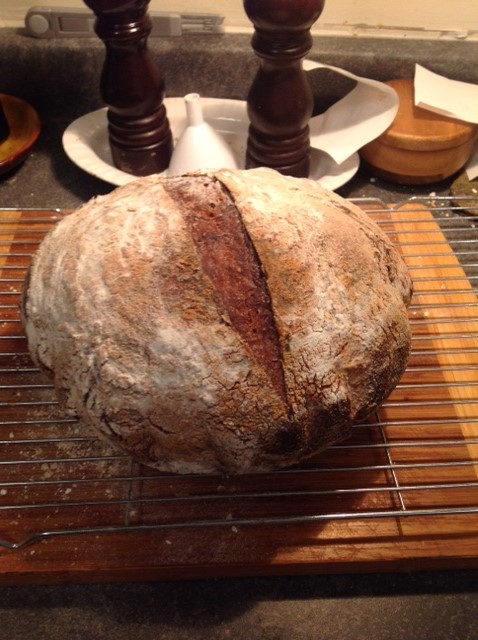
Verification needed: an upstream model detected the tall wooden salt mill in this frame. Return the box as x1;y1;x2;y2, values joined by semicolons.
83;0;173;176
243;0;325;178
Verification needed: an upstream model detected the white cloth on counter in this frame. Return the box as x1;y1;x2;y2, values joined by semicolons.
303;59;399;166
414;64;478;180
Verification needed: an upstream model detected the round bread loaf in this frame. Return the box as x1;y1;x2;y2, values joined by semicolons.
21;168;412;474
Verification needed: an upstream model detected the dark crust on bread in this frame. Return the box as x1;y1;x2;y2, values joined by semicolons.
162;175;289;410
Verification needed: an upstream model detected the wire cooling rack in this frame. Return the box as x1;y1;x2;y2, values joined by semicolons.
0;197;477;582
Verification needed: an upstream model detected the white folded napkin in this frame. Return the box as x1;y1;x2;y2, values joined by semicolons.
414;64;478;179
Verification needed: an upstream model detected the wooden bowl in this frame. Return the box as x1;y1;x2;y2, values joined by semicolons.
0;94;41;177
359;79;477;185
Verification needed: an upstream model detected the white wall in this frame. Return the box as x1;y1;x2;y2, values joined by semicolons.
2;0;478;38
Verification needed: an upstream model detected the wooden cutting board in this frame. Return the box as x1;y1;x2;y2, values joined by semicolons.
0;204;477;585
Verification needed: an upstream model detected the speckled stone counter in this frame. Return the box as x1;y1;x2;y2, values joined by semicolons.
1;571;478;640
0;28;477;209
0;27;478;640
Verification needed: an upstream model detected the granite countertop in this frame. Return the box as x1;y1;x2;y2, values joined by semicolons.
0;28;478;640
1;28;477;209
1;571;477;640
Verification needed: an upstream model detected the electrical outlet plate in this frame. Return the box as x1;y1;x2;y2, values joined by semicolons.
24;6;225;38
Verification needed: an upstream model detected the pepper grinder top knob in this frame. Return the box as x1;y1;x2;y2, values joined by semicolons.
244;1;325;33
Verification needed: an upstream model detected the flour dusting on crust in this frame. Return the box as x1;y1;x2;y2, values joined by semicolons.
22;169;412;474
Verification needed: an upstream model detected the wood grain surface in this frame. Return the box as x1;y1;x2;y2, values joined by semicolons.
0;204;477;585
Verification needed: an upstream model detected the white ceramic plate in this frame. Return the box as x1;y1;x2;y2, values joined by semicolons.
62;97;359;191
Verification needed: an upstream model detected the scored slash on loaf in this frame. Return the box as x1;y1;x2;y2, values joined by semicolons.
21;168;412;475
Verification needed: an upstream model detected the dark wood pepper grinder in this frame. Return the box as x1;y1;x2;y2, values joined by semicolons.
83;0;173;176
243;0;325;177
